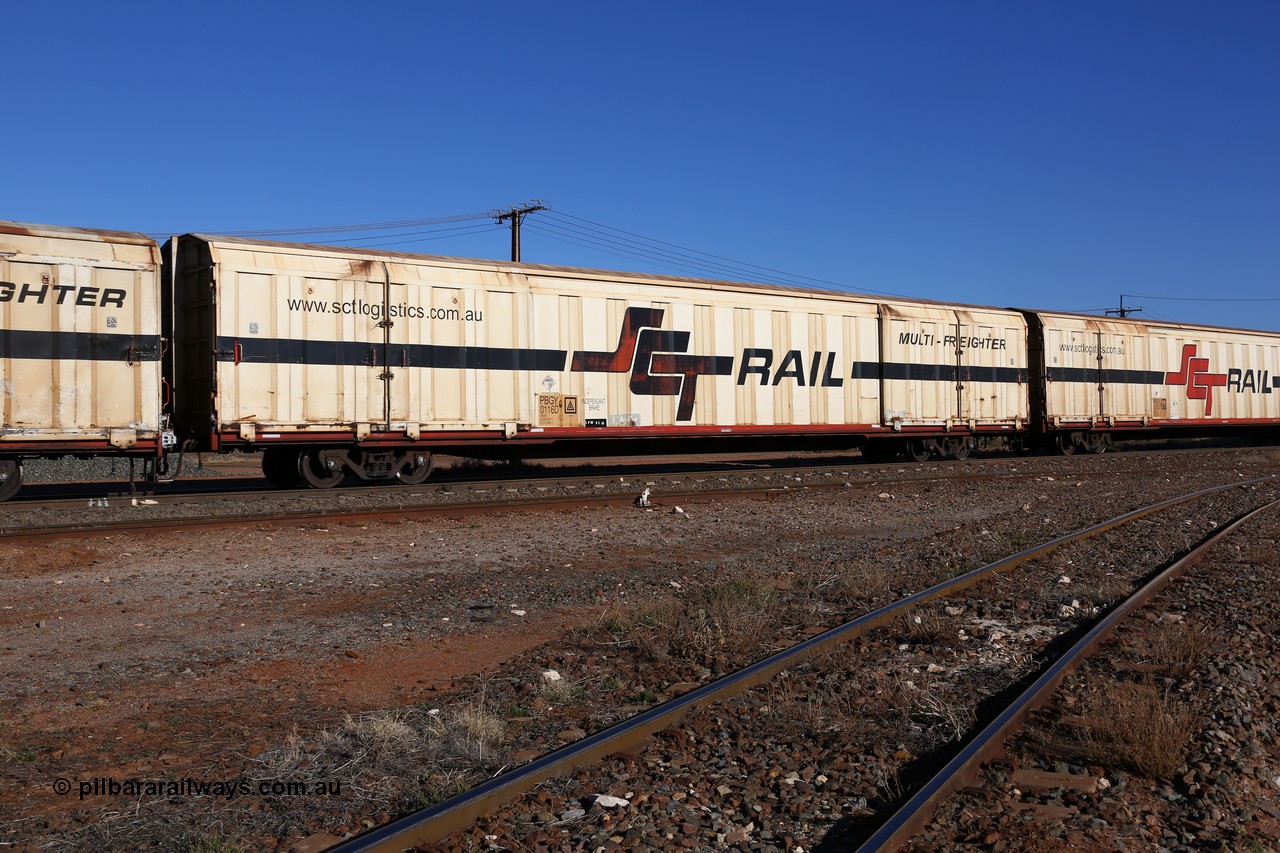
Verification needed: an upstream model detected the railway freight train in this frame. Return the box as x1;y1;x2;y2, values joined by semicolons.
1;219;1278;501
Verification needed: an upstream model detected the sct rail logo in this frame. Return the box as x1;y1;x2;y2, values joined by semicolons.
1165;344;1228;416
1162;344;1280;415
570;308;732;421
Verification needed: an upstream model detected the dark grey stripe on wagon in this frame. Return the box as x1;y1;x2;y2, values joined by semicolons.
852;361;1026;383
0;330;162;361
216;336;568;372
1047;366;1167;384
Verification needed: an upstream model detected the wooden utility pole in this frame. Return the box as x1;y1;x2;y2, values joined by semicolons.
494;201;547;262
1106;294;1143;318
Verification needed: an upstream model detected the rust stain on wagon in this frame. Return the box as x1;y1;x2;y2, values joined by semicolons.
347;258;381;281
0;220;156;246
1082;317;1148;334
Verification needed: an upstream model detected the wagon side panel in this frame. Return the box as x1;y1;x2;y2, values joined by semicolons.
1;223;161;453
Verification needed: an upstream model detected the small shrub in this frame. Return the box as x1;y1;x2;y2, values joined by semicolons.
539;673;582;705
630;600;683;661
187;836;243;853
414;771;471;807
672;577;779;659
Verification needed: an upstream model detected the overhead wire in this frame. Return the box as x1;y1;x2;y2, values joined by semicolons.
521;221;817;285
143;205;911;300
212;213;491;237
538;214;789;281
138;208;1273;320
543;210;910;297
351;224;499;249
521;223;772;280
1123;293;1280;302
1140;307;1190;324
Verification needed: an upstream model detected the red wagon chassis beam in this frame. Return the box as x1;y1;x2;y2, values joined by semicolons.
0;439;162;455
1047;417;1280;427
209;422;1025;450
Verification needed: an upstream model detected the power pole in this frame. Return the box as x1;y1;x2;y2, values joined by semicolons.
493;200;547;262
1106;294;1142;318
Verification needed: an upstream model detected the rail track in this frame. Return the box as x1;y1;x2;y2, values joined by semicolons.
324;474;1280;852
1;445;1270;541
859;496;1280;852
4;447;1278;852
7;439;1266;504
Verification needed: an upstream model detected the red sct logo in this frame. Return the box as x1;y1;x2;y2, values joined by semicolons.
1165;344;1227;416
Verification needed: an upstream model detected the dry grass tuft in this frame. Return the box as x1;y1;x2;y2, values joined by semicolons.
449;703;506;762
1078;681;1199;778
909;684;976;742
791;560;893;609
823;664;917;723
1145;621;1214;680
1080;575;1133;608
896;608;959;647
251;698;506;808
585;578;781;663
538;672;583;705
185;835;244;853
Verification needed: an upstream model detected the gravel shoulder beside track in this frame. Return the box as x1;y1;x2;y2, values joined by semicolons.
0;448;1277;851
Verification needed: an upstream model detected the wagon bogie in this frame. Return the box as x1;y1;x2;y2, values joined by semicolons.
258;444;434;489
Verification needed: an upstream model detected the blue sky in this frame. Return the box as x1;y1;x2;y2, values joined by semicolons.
6;2;1278;330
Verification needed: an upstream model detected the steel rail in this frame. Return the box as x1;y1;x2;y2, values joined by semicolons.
326;473;1279;853
9;441;1258;510
0;464;1128;541
0;486;783;543
0;467;827;514
4;454;1262;538
855;495;1280;852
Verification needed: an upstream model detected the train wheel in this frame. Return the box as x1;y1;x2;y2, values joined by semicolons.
396;451;434;485
1053;434;1078;456
1082;432;1109;454
951;439;972;461
0;460;22;502
298;448;344;489
907;439;932;463
262;448;301;489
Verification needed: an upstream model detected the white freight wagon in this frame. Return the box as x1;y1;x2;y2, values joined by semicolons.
876;302;1029;460
0;222;165;500
1027;311;1280;453
166;235;1032;486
